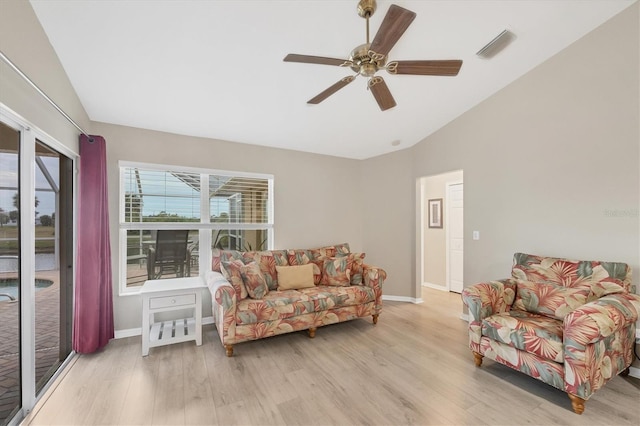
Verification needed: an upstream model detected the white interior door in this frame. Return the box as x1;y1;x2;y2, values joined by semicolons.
447;183;464;293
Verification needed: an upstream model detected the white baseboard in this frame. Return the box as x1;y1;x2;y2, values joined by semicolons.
114;327;141;339
115;316;214;339
422;282;448;292
629;366;640;379
382;295;422;304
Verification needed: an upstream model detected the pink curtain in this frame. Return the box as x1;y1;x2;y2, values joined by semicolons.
73;134;114;353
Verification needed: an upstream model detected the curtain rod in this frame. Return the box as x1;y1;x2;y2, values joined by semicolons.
0;50;94;143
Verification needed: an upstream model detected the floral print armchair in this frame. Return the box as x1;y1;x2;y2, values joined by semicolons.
462;253;640;414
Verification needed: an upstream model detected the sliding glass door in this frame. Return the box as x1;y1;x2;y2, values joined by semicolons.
0;121;21;425
33;141;72;395
0;112;75;425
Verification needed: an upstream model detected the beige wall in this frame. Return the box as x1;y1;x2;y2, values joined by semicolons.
92;122;364;330
0;0;88;151
361;3;639;303
361;148;415;299
422;170;464;288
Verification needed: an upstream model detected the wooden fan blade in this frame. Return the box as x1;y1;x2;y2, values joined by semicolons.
368;77;396;111
284;54;350;67
369;5;416;57
308;76;356;104
388;60;463;76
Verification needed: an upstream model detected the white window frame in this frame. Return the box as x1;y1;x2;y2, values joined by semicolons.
118;161;274;295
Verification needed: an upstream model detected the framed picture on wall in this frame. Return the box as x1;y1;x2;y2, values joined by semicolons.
428;198;443;228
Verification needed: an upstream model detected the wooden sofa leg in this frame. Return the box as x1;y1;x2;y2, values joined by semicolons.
224;344;234;357
308;327;316;338
472;351;483;367
568;394;585;415
620;367;630;377
372;314;379;324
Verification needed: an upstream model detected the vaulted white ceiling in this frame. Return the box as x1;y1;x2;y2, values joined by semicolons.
30;0;636;159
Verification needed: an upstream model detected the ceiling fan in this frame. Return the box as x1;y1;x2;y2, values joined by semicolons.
284;0;463;111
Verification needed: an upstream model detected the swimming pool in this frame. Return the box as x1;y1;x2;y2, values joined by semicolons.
0;253;56;273
0;278;54;301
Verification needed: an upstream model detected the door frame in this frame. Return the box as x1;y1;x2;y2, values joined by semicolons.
1;103;78;424
416;171;464;300
445;180;463;292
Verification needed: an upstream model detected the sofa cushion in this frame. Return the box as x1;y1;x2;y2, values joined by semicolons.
337;252;365;285
276;264;315;290
212;249;244;273
299;285;374;310
512;253;632;292
310;246;337;259
334;242;351;255
236;290;314;324
513;281;592;320
242;250;289;290
482;311;564;363
235;285;375;325
320;256;352;286
513;280;627;320
220;259;248;300
287;249;322;284
240;261;270;299
288;249;313;265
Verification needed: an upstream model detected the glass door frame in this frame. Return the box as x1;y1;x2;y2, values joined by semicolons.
1;103;78;424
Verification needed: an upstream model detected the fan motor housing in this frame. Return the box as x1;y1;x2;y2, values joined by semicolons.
349;43;386;77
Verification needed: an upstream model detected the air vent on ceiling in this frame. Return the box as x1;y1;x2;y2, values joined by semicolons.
476;30;515;59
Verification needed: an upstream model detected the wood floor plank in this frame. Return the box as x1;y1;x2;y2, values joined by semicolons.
117;353;160;425
23;288;640;425
151;345;185;425
182;344;217;425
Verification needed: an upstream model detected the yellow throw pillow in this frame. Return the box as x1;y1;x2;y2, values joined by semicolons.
276;264;315;290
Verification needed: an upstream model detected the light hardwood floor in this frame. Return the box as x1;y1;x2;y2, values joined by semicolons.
25;288;640;425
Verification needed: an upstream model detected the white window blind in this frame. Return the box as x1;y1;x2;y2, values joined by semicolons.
209;175;269;224
123;168;200;222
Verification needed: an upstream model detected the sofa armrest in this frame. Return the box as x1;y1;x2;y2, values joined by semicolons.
461;278;517;352
564;293;640;345
363;264;386;288
461;278;517;320
363;264;386;314
563;293;640;399
206;270;238;345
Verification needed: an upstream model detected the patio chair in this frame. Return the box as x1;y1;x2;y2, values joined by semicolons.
146;230;190;279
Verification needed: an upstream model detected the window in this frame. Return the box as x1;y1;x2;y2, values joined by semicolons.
119;162;273;293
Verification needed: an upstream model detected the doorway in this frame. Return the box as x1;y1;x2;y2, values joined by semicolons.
0;113;75;424
418;170;463;296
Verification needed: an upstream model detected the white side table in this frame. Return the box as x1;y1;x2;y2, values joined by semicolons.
140;276;206;356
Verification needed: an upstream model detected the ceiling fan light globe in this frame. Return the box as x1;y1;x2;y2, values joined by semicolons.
360;63;377;77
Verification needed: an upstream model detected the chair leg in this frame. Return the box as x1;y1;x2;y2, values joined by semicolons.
224;344;234;357
372;314;379;324
568;394;585;414
307;327;316;338
473;351;483;367
620;367;630;377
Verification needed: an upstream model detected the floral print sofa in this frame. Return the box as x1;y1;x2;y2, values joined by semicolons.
462;253;640;414
206;243;386;357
